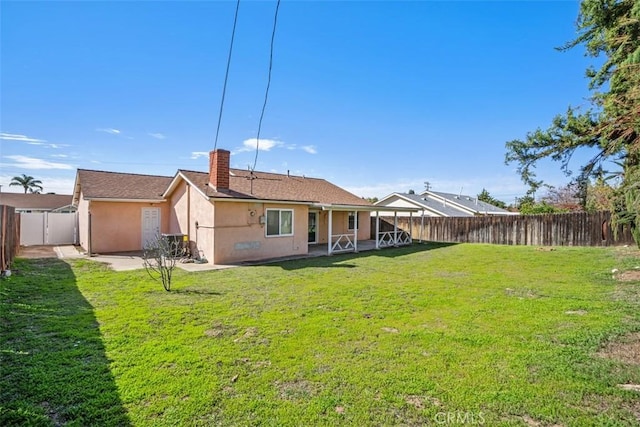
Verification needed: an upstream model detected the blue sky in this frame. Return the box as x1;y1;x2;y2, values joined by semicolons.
1;1;597;203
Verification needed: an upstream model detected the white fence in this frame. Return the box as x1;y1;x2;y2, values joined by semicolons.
21;212;78;245
377;230;412;248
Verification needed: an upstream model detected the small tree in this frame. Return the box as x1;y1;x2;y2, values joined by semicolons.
142;234;179;292
585;177;615;212
477;188;507;209
539;183;582;211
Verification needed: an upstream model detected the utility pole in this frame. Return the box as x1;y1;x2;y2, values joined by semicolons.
424;181;431;192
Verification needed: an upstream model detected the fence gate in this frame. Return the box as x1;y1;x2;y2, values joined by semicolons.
20;212;78;245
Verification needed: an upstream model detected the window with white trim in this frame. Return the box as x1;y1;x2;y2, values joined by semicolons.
266;209;294;237
348;211;356;230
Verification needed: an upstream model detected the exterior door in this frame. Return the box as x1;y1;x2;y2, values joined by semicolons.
141;208;161;249
308;211;318;243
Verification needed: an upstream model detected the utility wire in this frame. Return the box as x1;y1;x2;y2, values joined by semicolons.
213;0;241;151
251;0;281;172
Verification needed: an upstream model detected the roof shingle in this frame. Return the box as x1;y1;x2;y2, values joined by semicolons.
180;169;371;206
0;193;73;210
76;169;173;201
75;168;370;207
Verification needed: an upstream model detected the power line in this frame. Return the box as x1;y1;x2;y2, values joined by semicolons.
251;0;281;172
213;0;241;151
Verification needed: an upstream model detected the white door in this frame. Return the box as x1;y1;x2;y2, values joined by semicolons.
141;208;161;249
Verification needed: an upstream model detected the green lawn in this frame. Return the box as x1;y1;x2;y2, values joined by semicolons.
2;243;639;426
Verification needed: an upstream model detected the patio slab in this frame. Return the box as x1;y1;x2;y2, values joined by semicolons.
54;245;232;272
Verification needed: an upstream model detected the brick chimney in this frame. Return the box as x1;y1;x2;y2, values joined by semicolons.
209;149;230;190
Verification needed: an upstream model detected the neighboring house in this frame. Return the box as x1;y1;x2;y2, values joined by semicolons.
375;190;517;217
73;149;416;264
0;193;75;213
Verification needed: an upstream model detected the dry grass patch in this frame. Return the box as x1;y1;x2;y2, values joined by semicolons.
597;332;640;366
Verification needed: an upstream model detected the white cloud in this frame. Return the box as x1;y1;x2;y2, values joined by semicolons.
148;132;166;140
235;138;282;153
51;154;68;158
96;128;121;135
0;132;69;149
191;151;209;160
301;145;317;154
0;132;46;143
2;155;74;170
233;139;318;155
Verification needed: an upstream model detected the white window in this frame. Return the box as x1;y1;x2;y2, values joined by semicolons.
266;209;294;237
348;211;356;230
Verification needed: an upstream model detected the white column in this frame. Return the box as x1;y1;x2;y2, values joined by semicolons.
375;210;380;249
420;211;424;243
354;211;358;252
394;211;398;246
409;211;413;245
328;209;333;255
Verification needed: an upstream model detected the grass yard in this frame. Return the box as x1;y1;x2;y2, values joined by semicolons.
1;243;640;426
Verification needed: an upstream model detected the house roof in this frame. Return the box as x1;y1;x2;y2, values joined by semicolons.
73;169;173;203
0;193;73;210
397;193;474;217
176;169;372;206
423;190;513;215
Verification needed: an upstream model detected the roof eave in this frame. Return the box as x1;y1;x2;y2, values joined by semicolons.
211;197;314;206
163;171;210;200
83;197;167;203
319;204;419;212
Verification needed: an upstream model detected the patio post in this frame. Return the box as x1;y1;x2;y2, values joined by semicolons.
394;211;398;246
420;211;424;243
375;210;380;249
409;211;413;245
328;209;333;255
354;210;358;252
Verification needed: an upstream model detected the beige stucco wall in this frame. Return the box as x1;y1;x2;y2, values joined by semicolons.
212;201;308;264
163;176;372;264
315;210;370;242
168;180;215;262
83;200;169;254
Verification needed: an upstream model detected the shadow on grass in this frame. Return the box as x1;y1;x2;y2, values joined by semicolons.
0;258;131;426
266;241;457;270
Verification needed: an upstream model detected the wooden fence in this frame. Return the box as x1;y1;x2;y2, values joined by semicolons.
0;205;20;271
372;211;636;247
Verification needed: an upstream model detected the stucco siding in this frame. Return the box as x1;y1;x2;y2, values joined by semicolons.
213;202;308;264
189;187;215;262
324;210;371;241
168;179;216;261
88;201;170;253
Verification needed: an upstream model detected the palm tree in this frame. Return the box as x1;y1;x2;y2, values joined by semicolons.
9;174;43;194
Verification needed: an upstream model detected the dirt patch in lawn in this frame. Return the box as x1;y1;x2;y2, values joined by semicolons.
616;269;640;282
597;332;640;365
275;379;320;400
18;245;57;259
